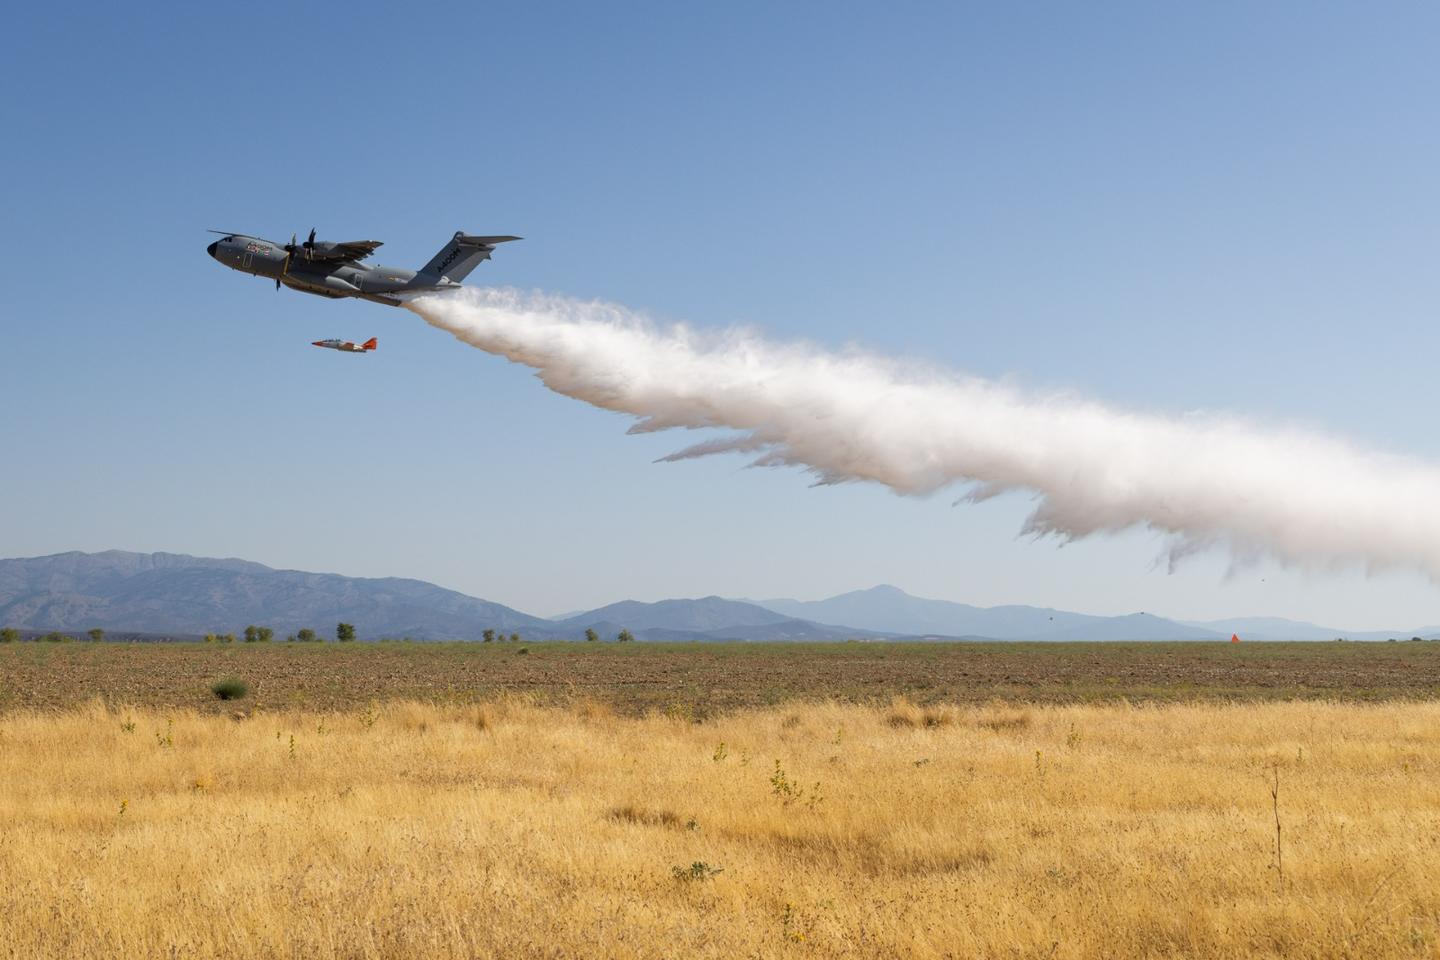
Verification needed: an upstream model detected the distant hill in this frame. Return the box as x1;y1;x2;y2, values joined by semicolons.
554;597;792;633
1040;612;1222;641
553;596;887;641
0;552;885;643
0;551;549;640
754;584;1223;640
1183;616;1440;642
4;551;1431;643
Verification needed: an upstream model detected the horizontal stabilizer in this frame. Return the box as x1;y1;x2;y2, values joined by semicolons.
456;234;522;246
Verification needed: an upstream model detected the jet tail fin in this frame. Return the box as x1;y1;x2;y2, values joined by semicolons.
417;231;521;282
362;337;377;351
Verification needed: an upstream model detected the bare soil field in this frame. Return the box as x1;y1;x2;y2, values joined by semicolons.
2;640;1438;715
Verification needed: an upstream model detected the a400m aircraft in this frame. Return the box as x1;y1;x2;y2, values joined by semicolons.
206;228;520;307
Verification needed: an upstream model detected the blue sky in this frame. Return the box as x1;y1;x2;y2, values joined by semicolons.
4;3;1440;627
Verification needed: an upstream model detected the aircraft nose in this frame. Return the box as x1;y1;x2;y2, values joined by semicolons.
206;241;218;259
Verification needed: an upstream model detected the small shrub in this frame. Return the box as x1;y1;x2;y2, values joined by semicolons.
770;760;824;810
210;677;249;701
671;861;723;882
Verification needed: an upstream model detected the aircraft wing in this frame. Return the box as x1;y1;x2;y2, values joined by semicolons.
309;240;384;262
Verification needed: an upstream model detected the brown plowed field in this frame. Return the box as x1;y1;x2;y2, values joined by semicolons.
3;640;1439;714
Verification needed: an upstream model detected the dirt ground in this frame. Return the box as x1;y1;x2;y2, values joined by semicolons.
3;639;1439;715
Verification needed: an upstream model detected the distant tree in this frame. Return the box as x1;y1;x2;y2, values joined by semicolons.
617;629;635;643
220;633;236;644
257;627;274;643
285;634;297;643
482;629;496;643
42;632;67;643
243;625;259;643
87;628;105;643
337;623;357;643
510;633;520;644
204;633;218;644
0;627;17;643
296;628;317;643
584;628;599;643
1412;637;1424;643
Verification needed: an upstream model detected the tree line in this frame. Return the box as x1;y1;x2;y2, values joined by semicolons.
0;622;641;643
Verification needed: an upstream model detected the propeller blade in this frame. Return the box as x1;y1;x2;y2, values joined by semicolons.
277;235;293;290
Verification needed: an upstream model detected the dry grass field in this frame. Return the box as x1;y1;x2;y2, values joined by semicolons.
3;696;1440;958
3;639;1440;714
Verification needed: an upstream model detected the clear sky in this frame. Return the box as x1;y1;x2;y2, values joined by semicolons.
4;3;1440;628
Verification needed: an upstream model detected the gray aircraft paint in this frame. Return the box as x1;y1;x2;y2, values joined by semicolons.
206;230;520;307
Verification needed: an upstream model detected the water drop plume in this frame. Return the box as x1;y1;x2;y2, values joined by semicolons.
407;287;1440;579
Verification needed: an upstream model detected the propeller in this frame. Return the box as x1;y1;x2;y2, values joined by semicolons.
277;232;295;290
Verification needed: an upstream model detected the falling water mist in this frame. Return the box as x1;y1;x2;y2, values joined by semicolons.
406;287;1440;580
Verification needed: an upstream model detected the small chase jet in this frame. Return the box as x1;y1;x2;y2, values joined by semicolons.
312;337;377;354
206;228;519;307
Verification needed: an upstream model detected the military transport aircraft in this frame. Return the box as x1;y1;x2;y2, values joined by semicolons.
206;228;520;307
312;337;377;354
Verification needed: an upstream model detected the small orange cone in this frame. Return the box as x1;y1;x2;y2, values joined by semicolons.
1230;633;1241;643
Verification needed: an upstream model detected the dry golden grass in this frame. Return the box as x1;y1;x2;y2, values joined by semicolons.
3;698;1439;958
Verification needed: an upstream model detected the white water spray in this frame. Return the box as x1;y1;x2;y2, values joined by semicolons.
407;287;1440;580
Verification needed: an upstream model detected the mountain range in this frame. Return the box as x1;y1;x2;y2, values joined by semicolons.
0;551;1433;642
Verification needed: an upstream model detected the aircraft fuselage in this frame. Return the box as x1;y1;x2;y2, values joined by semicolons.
206;235;459;307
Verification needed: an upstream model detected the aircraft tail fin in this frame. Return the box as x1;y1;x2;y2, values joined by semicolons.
362;337;377;351
417;231;521;282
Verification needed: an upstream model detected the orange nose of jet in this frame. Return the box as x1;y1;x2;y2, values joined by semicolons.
311;341;325;347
